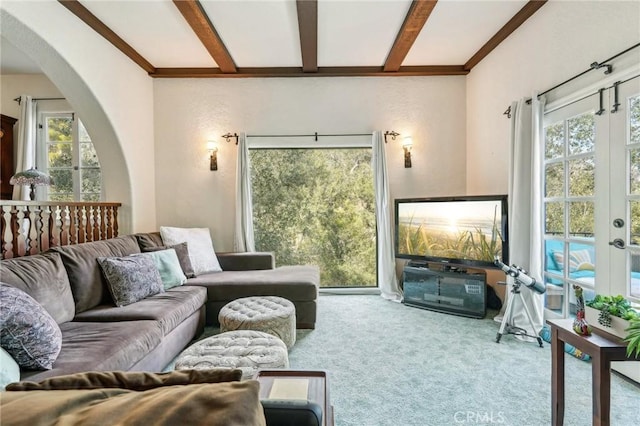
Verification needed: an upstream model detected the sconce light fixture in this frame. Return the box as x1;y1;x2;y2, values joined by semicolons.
402;136;413;168
207;141;218;171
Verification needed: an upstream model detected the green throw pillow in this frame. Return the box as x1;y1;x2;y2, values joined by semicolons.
134;249;187;290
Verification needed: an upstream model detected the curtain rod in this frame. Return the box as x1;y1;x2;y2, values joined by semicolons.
503;42;640;118
248;132;372;141
13;96;66;105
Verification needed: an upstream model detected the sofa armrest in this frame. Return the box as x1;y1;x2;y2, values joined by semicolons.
217;252;275;271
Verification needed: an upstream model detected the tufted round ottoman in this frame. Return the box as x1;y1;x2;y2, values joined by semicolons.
174;330;289;380
219;296;296;349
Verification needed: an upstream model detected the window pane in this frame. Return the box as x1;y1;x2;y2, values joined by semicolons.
49;169;73;194
631;252;640;298
630;148;640;195
630;95;640;145
81;168;101;194
47;118;72;142
545;202;564;235
631;200;640;246
568;201;594;237
79;121;91;143
568;156;594;196
80;143;100;167
568;113;595;155
49;193;73;202
81;193;101;202
250;148;375;287
545;122;564;159
48;143;72;168
545;162;564;197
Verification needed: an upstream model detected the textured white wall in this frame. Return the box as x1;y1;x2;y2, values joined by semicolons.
154;76;466;250
1;3;156;233
466;1;640;195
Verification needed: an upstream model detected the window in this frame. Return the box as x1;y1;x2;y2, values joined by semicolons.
39;113;101;201
543;76;640;316
250;147;376;287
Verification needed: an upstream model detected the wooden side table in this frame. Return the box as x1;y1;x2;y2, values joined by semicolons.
547;319;638;426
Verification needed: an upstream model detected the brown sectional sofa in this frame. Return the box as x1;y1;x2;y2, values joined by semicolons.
0;232;319;382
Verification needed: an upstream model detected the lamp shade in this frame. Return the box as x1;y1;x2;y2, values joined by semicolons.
10;168;54;187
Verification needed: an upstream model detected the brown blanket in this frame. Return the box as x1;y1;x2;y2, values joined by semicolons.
1;370;266;426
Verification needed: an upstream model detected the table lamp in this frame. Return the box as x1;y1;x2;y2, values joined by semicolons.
9;168;54;201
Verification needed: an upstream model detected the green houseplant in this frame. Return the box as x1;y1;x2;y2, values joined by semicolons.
585;293;640;358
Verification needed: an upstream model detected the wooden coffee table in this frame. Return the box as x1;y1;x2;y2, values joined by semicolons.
254;369;334;426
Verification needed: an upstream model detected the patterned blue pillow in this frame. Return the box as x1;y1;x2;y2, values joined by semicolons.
97;256;164;307
0;283;62;370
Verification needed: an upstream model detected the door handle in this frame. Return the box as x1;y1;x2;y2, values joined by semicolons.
608;239;625;249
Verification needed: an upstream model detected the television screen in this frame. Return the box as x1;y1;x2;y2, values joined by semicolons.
394;195;508;269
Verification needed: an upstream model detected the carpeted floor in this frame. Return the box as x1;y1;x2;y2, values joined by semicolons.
175;294;640;426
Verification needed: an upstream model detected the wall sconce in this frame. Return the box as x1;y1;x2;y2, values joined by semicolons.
402;136;412;168
207;141;218;171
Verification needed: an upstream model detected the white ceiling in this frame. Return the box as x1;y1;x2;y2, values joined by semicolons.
0;0;534;75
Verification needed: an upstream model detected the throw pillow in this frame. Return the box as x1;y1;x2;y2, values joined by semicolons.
0;283;62;370
133;249;187;290
552;249;594;272
97;256;164;307
0;347;20;390
143;242;195;278
160;227;222;275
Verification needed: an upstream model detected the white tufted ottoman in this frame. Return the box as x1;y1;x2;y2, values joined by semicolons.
174;330;289;380
219;296;296;349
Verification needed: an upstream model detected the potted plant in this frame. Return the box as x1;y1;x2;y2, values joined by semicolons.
624;317;640;358
585;293;640;357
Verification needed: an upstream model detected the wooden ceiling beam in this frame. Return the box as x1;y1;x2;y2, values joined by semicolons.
296;0;318;72
152;65;468;78
58;0;156;74
172;0;237;73
384;0;438;72
464;0;547;71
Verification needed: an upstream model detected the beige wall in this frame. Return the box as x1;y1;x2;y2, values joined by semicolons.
466;0;640;195
153;76;467;251
0;74;65;119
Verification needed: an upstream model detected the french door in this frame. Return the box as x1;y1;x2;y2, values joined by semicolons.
543;75;640;317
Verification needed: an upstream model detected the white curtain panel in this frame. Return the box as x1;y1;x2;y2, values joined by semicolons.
495;95;546;340
372;131;402;301
12;95;37;200
234;132;255;252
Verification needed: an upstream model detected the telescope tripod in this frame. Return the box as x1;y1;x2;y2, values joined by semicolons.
495;281;543;347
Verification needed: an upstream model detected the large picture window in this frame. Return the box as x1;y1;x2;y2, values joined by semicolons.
250;148;376;287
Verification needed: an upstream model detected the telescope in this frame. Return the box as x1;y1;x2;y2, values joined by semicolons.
494;257;546;294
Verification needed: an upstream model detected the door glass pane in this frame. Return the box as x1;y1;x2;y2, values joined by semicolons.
630;148;640;195
631;252;640;298
79;121;91;143
49;169;73;195
545;122;564;159
545;202;564;235
80;143;99;167
46;118;72;142
568;113;595;155
630;95;640;144
81;168;101;194
568;157;594;196
545;162;564;197
48;143;72;168
250;148;375;287
568;201;594;237
630;200;640;246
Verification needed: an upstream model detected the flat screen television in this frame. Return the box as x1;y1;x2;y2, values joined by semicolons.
394;195;508;269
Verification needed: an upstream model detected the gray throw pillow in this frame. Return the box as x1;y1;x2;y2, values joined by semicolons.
0;283;62;370
97;256;164;307
143;242;195;278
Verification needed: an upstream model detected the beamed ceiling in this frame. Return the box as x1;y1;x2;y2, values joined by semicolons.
54;0;548;78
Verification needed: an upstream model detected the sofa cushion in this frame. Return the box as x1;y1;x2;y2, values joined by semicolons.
73;286;207;335
0;251;75;324
133;249;187;290
160;227;222;275
52;236;141;313
143;242;196;278
97;256;164;307
20;320;163;382
134;232;164;250
0;283;62;370
185;265;319;302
